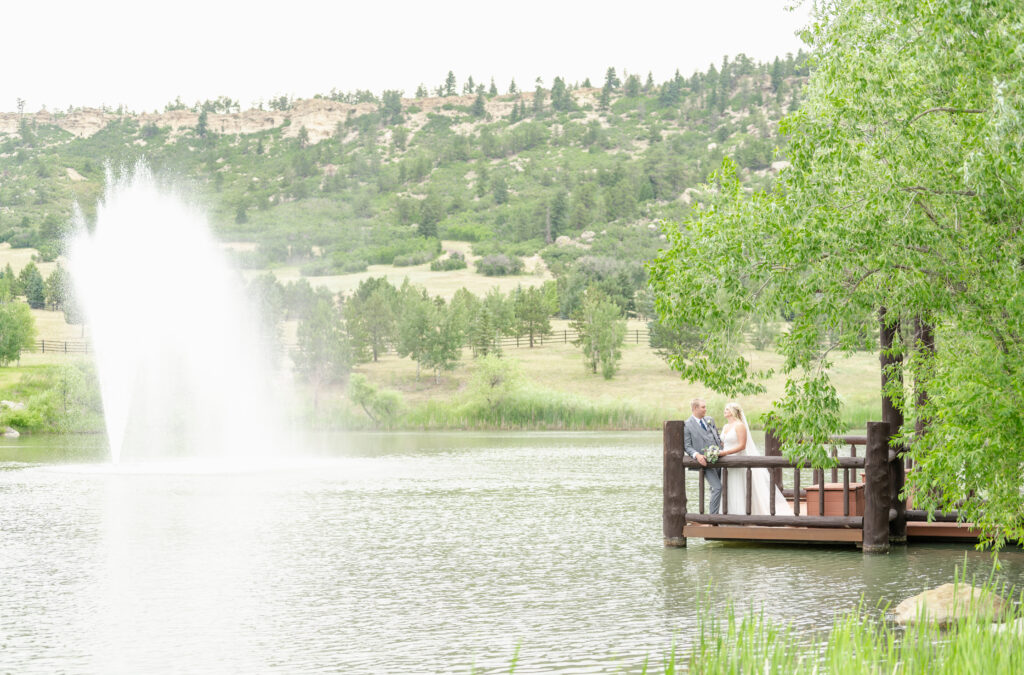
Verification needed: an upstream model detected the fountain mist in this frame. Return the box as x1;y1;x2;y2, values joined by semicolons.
68;164;290;463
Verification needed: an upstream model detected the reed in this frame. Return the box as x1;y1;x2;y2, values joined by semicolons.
405;384;670;430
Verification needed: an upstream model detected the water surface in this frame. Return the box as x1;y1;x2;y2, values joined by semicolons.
1;432;1019;673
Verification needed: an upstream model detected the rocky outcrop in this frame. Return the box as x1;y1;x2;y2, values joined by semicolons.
894;583;1007;625
0;90;598;144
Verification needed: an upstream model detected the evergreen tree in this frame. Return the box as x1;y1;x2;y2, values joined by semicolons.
532;83;546;116
623;74;641;98
605;67;621;90
444;71;457;97
472;91;487;118
644;71;655;92
345;278;399;362
196;109;208;138
419;192;444;238
512;285;553;347
380;90;404;125
488;78;498;96
550;76;572;111
491;174;509;204
770;56;784;93
508;78;517;95
19;262;45;309
463;75;475;95
549;189;569;239
415;83;428;98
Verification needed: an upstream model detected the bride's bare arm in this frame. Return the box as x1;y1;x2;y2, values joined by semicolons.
720;423;747;455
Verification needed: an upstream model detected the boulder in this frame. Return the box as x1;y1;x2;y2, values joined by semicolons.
992;618;1024;635
894;583;1007;625
0;400;24;410
2;427;19;438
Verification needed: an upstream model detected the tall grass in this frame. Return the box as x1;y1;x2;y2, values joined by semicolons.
406;385;669;430
677;571;1023;674
481;572;1024;673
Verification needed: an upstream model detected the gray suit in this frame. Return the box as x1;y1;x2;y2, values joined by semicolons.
683;415;724;514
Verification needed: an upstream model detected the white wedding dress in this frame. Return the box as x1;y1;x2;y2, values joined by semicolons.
722;423;793;517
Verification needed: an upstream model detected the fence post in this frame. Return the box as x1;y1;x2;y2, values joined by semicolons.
863;420;891;554
764;428;782;493
664;420;687;547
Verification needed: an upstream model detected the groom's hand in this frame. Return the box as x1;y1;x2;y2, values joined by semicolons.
695;453;708;467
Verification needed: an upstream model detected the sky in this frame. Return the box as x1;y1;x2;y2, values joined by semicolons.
3;0;811;114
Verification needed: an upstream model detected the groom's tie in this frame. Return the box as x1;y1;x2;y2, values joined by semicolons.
700;418;708;432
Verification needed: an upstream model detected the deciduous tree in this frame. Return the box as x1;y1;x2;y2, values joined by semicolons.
648;0;1024;550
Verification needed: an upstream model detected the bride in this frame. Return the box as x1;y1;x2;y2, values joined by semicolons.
718;402;793;517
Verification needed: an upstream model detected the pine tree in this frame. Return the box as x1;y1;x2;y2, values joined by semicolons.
444;71;457;97
508;78;517;95
488;78;498;96
770;57;784;93
532;83;546;116
472;91;486;117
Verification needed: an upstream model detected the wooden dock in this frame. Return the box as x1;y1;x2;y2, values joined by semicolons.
664;420;981;551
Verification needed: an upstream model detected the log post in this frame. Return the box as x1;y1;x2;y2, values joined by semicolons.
663;420;687;547
764;429;782;492
863;420;892;554
880;308;907;544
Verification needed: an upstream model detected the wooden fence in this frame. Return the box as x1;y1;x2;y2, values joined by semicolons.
664;420;923;553
31;339;91;354
27;328;654;358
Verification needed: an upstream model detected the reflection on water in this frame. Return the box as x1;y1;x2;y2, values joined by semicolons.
0;432;1021;673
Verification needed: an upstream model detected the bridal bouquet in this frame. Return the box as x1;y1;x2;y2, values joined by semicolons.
704;445;720;464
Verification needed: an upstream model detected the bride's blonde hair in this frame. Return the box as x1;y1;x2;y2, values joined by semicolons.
725;401;745;422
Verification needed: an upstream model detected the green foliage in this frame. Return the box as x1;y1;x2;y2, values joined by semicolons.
476;254;524;276
395;289;463;382
429;251;467;271
18;261;45;309
511;285;553;347
346;373;403;425
647;1;1024;550
0;363;104;433
293;296;353;409
0;301;36;366
570;288;626;379
345;277;399;362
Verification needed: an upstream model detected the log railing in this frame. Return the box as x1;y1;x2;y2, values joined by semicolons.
664;420;895;554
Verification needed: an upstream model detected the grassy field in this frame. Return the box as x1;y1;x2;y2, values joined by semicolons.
0;244;882;431
338;317;881;429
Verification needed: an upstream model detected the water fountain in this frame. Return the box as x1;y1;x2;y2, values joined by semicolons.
67;163;290;463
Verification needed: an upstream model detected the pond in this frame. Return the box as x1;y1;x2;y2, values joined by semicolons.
1;431;1020;673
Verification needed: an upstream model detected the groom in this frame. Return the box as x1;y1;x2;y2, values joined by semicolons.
683;398;723;514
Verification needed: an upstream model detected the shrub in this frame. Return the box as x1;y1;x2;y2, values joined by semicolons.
430;251;467;271
476;254;524;276
393;249;437;267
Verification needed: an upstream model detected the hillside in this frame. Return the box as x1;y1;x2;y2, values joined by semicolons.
0;55;807;318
